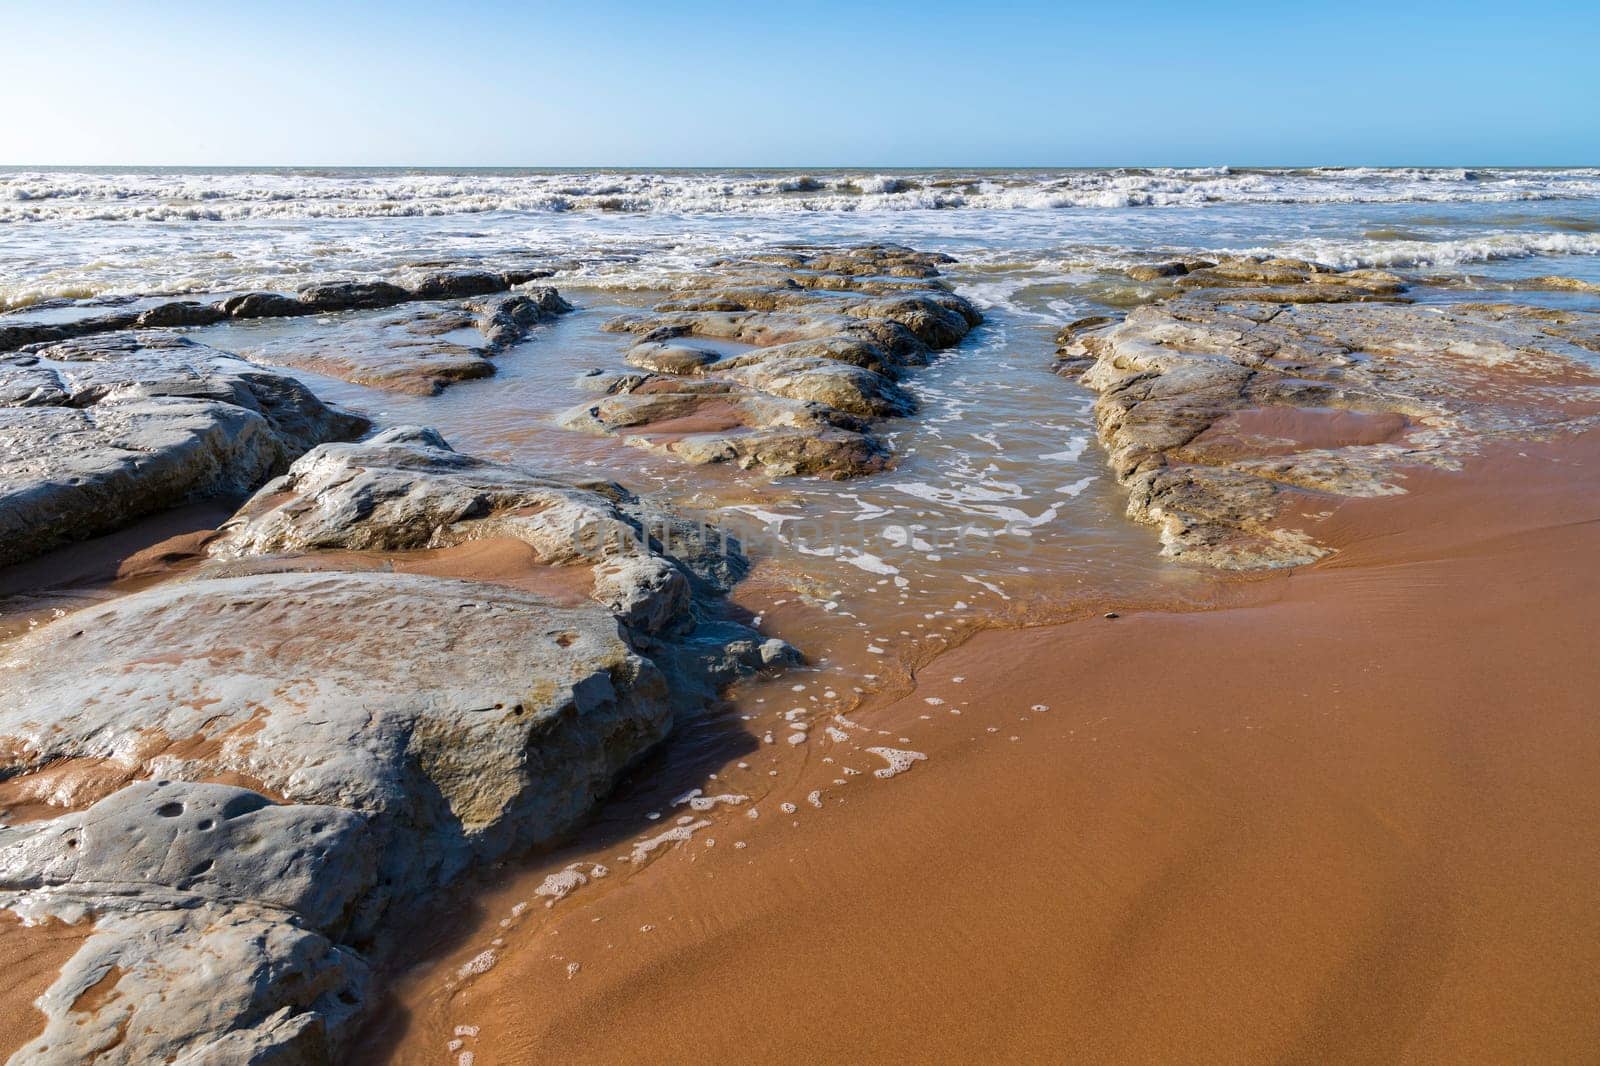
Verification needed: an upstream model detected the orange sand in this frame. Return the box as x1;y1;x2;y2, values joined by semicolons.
0;914;90;1061
369;432;1600;1064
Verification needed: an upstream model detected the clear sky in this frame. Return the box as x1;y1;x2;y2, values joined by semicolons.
2;0;1595;167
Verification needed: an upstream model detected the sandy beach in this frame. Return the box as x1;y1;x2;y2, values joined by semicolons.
2;158;1598;1064
370;431;1600;1064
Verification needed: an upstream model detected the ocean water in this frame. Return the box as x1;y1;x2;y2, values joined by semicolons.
4;166;1598;671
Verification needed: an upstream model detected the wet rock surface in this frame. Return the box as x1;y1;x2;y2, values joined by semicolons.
0;426;788;1063
0;263;572;366
560;244;979;478
1059;295;1600;567
204;284;572;396
1121;255;1410;304
0;332;368;567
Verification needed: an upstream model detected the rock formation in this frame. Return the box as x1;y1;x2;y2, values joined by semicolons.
0;332;368;567
0;266;564;355
0;427;791;1063
559;244;980;478
216;286;572;396
1058;283;1600;567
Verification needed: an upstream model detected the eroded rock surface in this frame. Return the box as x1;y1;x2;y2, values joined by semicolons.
0;264;568;354
0;332;368;566
1059;298;1600;567
214;285;572;395
559;244;980;478
1120;255;1410;304
0;427;790;1063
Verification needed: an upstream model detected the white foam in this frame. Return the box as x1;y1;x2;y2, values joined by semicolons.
672;788;750;812
627;819;712;864
866;747;928;779
457;950;497;978
1040;435;1091;462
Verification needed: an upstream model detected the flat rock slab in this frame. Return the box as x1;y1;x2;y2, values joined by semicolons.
204;287;570;396
0;332;367;567
0;569;664;1062
0;426;791;1062
1063;298;1600;568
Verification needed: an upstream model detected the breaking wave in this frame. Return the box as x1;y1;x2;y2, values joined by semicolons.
5;166;1600;222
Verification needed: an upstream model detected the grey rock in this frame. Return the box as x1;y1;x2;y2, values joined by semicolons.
625;341;723;375
403;268;506;300
467;286;572;349
222;292;314;320
0;333;368;566
0;780;373;933
296;280;411;312
134;300;227;328
8;904;371;1066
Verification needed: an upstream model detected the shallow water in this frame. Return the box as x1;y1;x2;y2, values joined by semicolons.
5;165;1596;688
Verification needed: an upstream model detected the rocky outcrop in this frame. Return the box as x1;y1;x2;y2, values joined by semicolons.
1121;255;1409;303
0;427;791;1063
217;285;572;395
0;264;569;354
1059;298;1600;568
0;332;368;567
559;244;979;479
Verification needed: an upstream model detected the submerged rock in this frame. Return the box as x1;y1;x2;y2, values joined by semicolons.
0;332;367;566
1065;298;1600;568
1172;256;1409;302
214;288;571;395
569;244;979;479
0;426;790;1061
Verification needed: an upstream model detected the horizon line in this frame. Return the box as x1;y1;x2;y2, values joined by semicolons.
3;161;1596;171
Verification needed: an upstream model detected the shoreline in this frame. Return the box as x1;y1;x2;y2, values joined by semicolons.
365;430;1600;1064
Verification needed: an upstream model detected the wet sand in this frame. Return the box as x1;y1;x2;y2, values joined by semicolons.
374;430;1600;1064
0;914;91;1060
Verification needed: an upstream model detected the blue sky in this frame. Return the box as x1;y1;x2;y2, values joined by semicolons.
2;0;1595;166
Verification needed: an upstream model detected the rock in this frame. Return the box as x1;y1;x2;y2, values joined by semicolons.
134;300;227;328
10;903;371;1066
0;569;668;1061
220;305;495;395
221;291;314;319
558;382;888;479
210;425;648;569
0;332;367;566
0;780;374;932
1125;262;1190;282
1173;257;1409;302
502;267;556;285
574;244;978;478
0;425;793;1060
1068;297;1600;568
403;269;506;300
467;287;572;349
296;280;411;312
218;289;571;394
2;266;573;355
0;311;141;353
726;356;914;418
1053;315;1119;378
625;342;723;375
